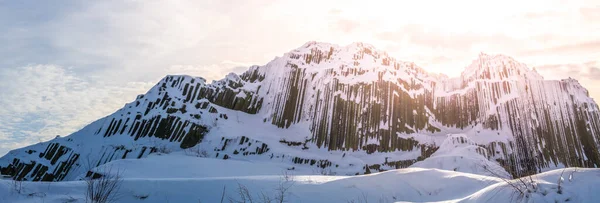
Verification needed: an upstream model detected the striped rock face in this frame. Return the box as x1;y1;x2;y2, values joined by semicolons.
2;42;599;181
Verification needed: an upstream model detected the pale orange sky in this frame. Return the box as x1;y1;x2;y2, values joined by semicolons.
153;0;600;98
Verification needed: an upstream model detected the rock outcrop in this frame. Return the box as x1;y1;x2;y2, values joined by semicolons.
2;42;599;181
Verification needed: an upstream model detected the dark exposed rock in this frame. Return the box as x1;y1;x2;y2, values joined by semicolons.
2;42;600;181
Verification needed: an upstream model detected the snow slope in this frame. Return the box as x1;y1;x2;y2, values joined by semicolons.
1;154;598;203
461;168;600;203
78;153;326;179
410;134;511;178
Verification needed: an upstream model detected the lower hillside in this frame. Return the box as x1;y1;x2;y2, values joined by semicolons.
1;153;598;203
410;134;512;178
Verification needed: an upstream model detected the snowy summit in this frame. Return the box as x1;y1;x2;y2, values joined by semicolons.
1;42;600;203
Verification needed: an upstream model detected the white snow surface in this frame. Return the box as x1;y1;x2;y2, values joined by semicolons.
1;154;598;203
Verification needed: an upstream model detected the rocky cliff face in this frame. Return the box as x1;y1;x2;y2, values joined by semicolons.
2;42;599;181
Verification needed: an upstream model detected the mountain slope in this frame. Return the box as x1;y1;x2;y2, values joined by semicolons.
410;134;511;178
1;41;599;182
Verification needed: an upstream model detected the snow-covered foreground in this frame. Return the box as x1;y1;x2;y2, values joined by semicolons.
1;154;599;203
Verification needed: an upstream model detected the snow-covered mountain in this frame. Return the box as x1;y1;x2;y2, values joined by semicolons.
2;41;599;182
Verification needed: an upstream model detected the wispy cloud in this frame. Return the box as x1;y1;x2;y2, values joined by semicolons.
0;65;154;156
580;6;600;21
536;61;600;80
377;24;521;52
332;19;362;34
522;41;600;56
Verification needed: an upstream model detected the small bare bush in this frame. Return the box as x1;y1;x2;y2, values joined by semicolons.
228;183;254;203
63;195;77;202
133;193;149;200
274;172;294;203
227;171;294;203
313;167;335;175
150;145;171;154
347;192;369;203
185;144;209;157
84;158;123;203
11;178;24;195
9;176;48;199
148;140;172;155
482;162;538;201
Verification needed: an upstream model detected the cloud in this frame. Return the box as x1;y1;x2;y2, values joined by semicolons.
580;6;600;21
521;10;565;19
376;24;520;52
375;25;527;76
535;61;600;79
0;0;277;82
590;66;600;78
328;9;343;15
332;19;361;33
0;65;154;156
522;41;600;56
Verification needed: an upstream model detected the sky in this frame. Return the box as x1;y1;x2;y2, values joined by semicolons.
0;0;599;156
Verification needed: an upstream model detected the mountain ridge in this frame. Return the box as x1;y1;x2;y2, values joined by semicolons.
1;41;599;182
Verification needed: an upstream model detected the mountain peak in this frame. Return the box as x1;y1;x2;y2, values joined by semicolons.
462;52;543;81
300;41;376;49
347;41;377;49
476;52;518;62
477;52;491;58
295;41;382;55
